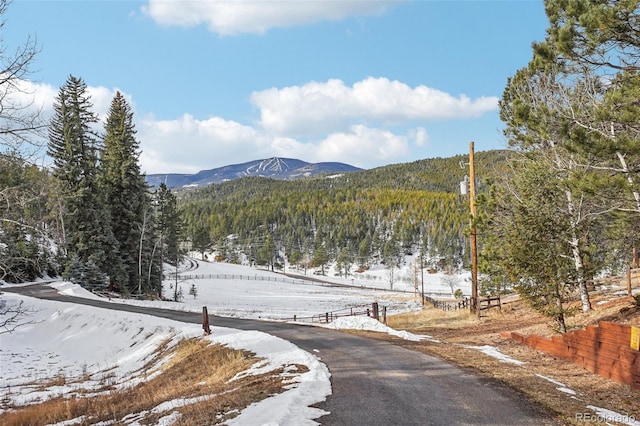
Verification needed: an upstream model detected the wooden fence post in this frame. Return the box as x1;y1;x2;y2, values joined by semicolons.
202;306;211;335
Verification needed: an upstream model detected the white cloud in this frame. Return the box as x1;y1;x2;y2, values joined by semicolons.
137;114;426;174
10;80;58;118
142;0;397;35
251;77;498;137
20;77;479;174
315;125;413;164
10;79;127;126
138;113;272;174
254;125;426;169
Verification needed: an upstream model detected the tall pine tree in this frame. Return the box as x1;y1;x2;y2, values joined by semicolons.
100;92;148;293
156;183;182;298
47;75;122;291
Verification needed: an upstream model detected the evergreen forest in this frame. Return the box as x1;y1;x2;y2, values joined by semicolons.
177;150;511;274
2;72;182;297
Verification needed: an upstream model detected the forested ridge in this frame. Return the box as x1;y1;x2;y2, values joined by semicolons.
178;150;511;272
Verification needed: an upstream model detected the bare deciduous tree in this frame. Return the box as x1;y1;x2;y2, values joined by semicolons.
0;0;45;156
0;1;48;332
0;299;38;334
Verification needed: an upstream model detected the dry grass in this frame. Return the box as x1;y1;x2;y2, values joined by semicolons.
383;292;640;426
0;337;293;425
3;290;637;425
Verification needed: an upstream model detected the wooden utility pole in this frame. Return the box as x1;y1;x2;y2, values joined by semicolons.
421;253;425;306
469;142;479;317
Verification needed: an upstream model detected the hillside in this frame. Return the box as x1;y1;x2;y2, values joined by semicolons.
177;150;514;272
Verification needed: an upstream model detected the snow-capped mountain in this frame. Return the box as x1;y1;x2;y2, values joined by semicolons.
146;157;362;188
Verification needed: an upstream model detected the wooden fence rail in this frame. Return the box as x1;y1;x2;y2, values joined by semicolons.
423;295;470;311
284;303;387;325
623;267;640;296
423;295;503;312
505;321;640;389
165;273;309;284
479;295;501;311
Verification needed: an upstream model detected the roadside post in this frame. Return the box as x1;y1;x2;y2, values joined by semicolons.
202;306;211;335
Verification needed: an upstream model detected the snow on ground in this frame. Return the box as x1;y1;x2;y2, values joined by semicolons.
462;344;527;366
1;258;446;425
323;316;440;342
3;259;633;424
104;258;447;321
534;374;577;396
0;291;331;425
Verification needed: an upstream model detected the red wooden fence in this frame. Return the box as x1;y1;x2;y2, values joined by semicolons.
504;321;640;389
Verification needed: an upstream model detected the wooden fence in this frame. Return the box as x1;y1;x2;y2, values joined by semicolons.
504;321;640;389
623;268;640;296
479;295;501;311
285;303;387;325
423;295;470;311
166;273;309;284
423;295;502;313
166;272;417;295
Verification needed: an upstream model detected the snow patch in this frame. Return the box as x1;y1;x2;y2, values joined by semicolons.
462;344;526;365
324;316;438;342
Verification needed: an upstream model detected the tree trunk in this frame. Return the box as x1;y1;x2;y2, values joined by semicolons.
556;296;567;333
570;234;592;313
615;150;640;212
138;209;147;295
565;189;592;313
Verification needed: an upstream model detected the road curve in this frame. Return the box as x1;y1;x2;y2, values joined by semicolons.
3;284;556;425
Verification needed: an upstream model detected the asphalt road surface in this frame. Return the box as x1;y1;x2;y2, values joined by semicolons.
3;284;556;425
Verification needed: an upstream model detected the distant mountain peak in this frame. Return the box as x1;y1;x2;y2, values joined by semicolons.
146;157;362;188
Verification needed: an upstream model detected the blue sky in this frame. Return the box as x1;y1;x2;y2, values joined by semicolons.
7;0;548;174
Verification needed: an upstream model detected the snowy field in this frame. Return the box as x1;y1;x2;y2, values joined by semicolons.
125;257;463;321
2;259;635;425
0;258;440;425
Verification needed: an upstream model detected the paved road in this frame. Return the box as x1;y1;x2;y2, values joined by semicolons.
3;284;556;425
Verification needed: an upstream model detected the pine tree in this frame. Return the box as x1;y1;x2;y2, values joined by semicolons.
0;155;56;282
139;198;162;296
47;75;122;290
100;92;147;293
312;243;329;276
336;247;352;277
192;224;213;260
259;234;276;271
156;183;182;286
382;236;402;290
